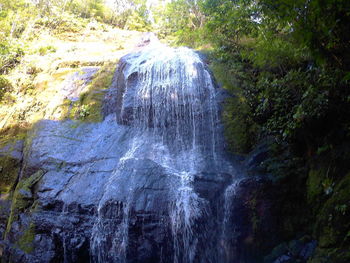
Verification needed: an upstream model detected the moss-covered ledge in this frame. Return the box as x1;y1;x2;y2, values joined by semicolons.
4;170;45;244
0;156;21;196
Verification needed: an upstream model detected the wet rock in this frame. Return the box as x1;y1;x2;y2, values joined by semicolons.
244;140;271;173
61;67;99;101
299;240;317;260
272;254;292;263
193;172;232;200
264;239;317;263
0;140;24;160
0;199;11;238
18;189;32;199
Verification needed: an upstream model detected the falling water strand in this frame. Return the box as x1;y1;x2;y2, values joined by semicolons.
91;139;140;263
170;171;206;263
61;204;69;263
220;179;242;262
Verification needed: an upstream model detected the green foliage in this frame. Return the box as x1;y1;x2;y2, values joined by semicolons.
223;96;258;154
0;74;12;101
202;0;259;49
34;11;88;34
198;0;350;180
0;0;37;38
152;0;206;47
125;10;151;32
37;45;56;56
69;0;107;22
0;0;153;45
335;204;347;216
239;68;350;157
0;40;24;74
79;104;90;119
260;0;350;69
241;35;310;71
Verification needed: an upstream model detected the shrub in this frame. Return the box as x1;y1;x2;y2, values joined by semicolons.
79;104;90;119
0;41;24;74
241;35;310;72
37;45;56;56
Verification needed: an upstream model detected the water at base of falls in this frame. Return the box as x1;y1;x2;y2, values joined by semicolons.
90;41;235;263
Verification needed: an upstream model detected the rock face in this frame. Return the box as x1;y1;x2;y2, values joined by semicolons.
1;43;239;263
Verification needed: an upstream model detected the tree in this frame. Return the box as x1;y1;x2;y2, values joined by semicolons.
152;0;206;45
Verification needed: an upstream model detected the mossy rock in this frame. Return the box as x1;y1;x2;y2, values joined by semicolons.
307;167;326;211
59;62;116;122
77;62;116;122
312;173;350;262
0;156;21;195
0;125;27;147
17;222;35;253
5;170;45;237
208;55;259;154
264;242;288;262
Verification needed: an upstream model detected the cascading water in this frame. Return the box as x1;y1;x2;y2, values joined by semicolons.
90;40;235;263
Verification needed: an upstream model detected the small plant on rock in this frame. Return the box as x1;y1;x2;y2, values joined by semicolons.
79;104;90;119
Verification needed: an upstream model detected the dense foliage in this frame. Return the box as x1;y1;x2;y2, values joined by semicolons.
200;0;350;160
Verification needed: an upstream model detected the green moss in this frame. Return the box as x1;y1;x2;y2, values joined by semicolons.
307;168;325;207
307;248;330;263
17;222;35;253
77;62;116;122
56;62;116;123
311;173;350;261
208;55;259;154
37;45;56;56
209;60;239;92
0;125;27;195
223;97;259;153
318;226;337;247
57;60;104;68
57;99;73;120
0;125;27;146
0;156;20;195
5;170;45;237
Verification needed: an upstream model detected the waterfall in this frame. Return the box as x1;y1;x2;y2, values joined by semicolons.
90;42;234;263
